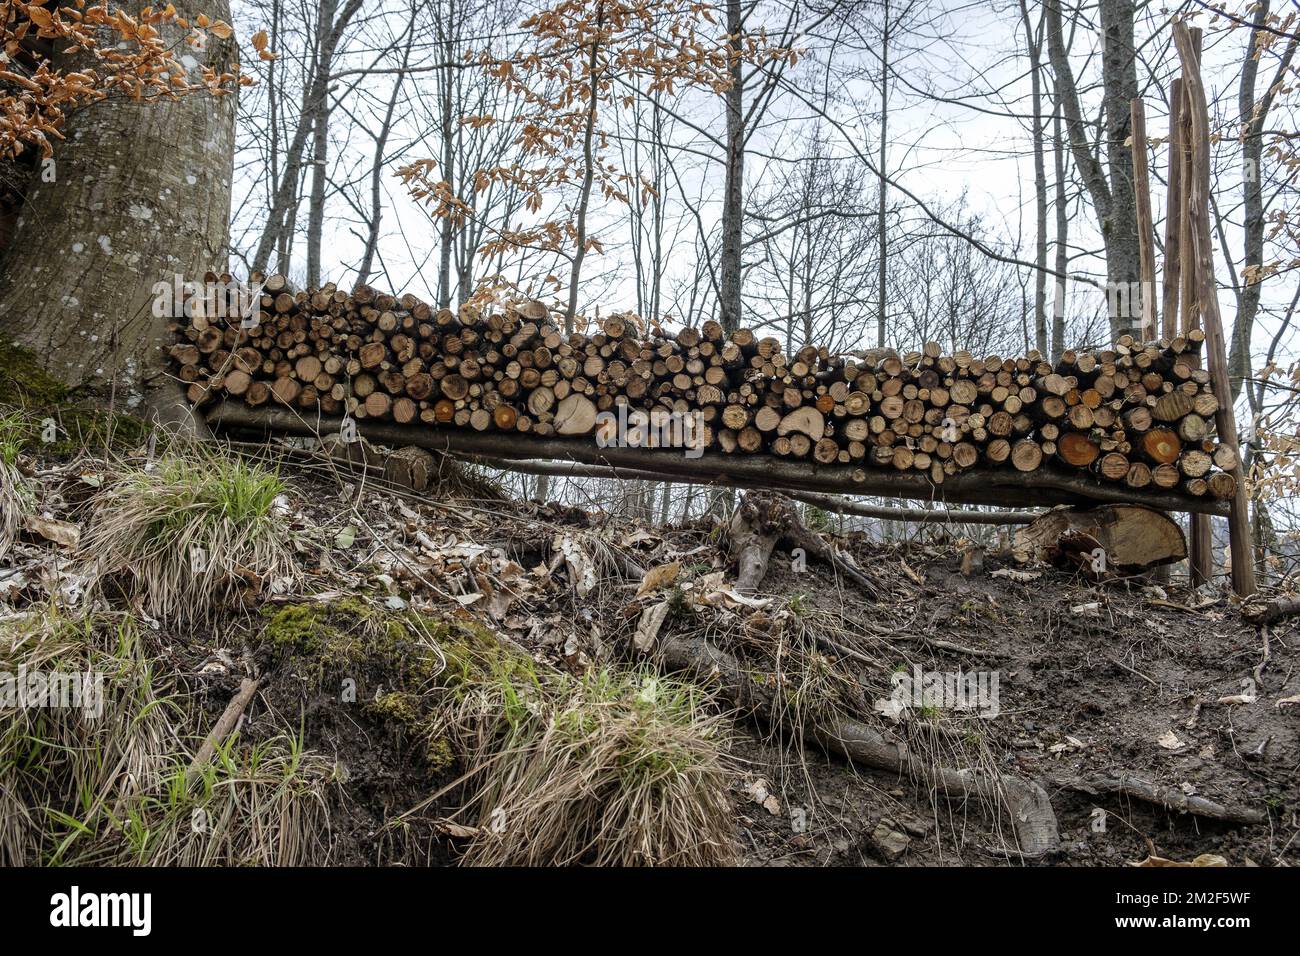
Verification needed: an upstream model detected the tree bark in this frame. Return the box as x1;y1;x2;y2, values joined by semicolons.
717;0;745;332
1097;0;1140;339
0;0;237;431
1019;0;1048;356
1051;96;1068;362
565;5;603;335
305;0;338;289
1045;0;1140;340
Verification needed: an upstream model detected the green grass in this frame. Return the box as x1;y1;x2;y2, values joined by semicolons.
0;411;36;557
0;606;337;866
80;448;297;626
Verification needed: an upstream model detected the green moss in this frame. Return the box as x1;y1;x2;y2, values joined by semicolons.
0;337;149;454
368;691;420;724
262;598;424;681
423;735;456;773
263;601;548;776
0;337;69;407
438;619;540;693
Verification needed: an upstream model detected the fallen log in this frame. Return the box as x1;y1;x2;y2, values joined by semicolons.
658;632;1060;858
204;402;1230;516
1241;593;1300;627
1014;503;1187;571
788;489;1039;525
441;457;1041;525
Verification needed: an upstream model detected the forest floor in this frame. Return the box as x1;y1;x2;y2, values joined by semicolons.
2;432;1297;867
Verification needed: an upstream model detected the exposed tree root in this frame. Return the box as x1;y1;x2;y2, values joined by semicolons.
1059;774;1264;826
658;631;1061;859
727;490;877;595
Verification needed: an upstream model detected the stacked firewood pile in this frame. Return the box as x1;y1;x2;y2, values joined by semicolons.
170;274;1238;501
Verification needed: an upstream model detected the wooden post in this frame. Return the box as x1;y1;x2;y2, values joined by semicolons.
1168;45;1214;588
1174;21;1256;598
1161;78;1185;339
1130;98;1158;341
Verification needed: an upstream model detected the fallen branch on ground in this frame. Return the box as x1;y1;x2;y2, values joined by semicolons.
186;677;260;788
788;489;1040;525
658;632;1060;858
1059;773;1264;826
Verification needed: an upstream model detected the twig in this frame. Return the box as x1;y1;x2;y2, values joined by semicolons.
186;677;259;788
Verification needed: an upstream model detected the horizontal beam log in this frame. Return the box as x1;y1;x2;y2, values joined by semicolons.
467;456;1039;524
785;489;1040;525
204;402;1230;517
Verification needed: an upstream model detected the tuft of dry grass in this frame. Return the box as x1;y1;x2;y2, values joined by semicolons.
95;734;337;867
0;606;337;866
0;607;180;865
439;650;736;866
79;447;297;627
0;410;35;559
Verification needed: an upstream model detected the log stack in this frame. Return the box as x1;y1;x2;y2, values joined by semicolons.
169;274;1238;502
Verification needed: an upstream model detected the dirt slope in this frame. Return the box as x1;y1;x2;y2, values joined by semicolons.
1;440;1295;867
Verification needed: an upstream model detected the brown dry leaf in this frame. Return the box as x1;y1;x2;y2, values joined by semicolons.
635;561;679;598
1156;730;1184;750
435;820;479;839
633;601;671;653
741;778;781;816
551;534;596;597
622;527;659;548
23;515;80;549
251;29;269;52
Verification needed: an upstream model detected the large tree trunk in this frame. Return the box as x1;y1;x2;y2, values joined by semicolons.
1019;0;1048;357
1097;0;1140;340
0;0;237;431
1045;0;1140;341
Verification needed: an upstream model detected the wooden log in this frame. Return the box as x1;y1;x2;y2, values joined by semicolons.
204;403;1230;515
1174;22;1255;597
1014;503;1187;570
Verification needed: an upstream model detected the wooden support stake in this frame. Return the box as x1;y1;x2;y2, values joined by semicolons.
1161;78;1185;339
1131;98;1159;341
1173;35;1214;587
1174;21;1256;598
